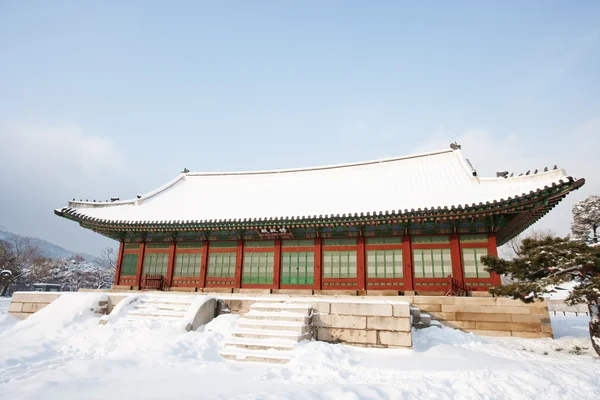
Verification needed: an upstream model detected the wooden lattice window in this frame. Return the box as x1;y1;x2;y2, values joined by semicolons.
323;250;357;278
281;251;314;285
412;236;450;244
142;253;169;276
120;253;138;276
242;252;274;284
207;252;237;278
174;253;202;277
413;249;452;278
367;249;403;278
462;248;490;278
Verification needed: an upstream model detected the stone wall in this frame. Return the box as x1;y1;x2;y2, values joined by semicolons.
217;296;412;349
8;292;61;319
409;296;552;338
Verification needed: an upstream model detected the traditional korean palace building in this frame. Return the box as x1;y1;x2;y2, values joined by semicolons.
55;146;584;295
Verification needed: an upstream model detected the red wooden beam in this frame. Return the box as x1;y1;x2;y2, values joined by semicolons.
488;233;501;287
450;233;465;289
114;241;124;286
199;242;209;290
402;235;414;291
134;242;146;290
357;236;366;290
165;242;176;288
234;240;243;288
273;239;282;290
314;238;322;290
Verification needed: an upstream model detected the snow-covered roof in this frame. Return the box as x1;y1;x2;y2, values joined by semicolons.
57;148;577;225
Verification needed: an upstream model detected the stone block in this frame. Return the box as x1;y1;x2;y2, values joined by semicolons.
469;291;493;297
530;306;550;316
365;290;400;296
330;302;393;317
22;303;48;313
272;289;314;295
470;329;512;337
313;314;366;329
111;285;133;291
494;298;530;306
427;312;457;321
541;324;553;333
367;316;411;332
8;302;23;313
237;288;272;294
403;290;416;296
412;296;455;305
170;287;197;292
476;322;541;332
442;305;531;314
203;288;234;293
8;312;30;320
317;327;377;344
314;290;358;296
511;314;547;323
378;331;412;347
511;331;553;339
392;304;411;318
444;320;477;330
222;299;253;312
456;312;512;322
414;304;442;312
453;297;498;306
11;292;61;304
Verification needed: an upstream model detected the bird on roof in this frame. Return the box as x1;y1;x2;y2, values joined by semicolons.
544;167;548;172
534;169;538;174
525;170;530;175
553;165;558;170
449;142;461;150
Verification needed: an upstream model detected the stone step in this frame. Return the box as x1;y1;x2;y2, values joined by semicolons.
224;337;297;352
250;303;312;315
219;348;292;364
243;310;311;324
232;329;312;342
238;319;311;334
127;310;186;318
141;300;193;306
134;304;189;312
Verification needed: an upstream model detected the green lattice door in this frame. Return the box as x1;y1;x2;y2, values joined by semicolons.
281;251;314;285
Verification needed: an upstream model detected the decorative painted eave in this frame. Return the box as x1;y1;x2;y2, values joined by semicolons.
54;175;584;246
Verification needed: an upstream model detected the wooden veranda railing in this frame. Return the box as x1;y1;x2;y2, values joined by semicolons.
445;275;468;296
142;274;165;291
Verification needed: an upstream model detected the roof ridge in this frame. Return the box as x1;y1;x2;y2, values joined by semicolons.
185;148;455;177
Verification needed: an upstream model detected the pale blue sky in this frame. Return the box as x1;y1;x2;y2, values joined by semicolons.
0;1;599;255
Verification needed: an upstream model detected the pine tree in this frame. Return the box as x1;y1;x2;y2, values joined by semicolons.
482;234;600;356
572;195;600;244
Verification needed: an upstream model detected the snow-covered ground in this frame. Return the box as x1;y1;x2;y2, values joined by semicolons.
0;294;599;400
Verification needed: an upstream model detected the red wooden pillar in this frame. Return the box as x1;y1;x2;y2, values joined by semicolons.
273;239;282;290
234;240;243;288
165;242;176;288
488;233;501;286
199;242;209;290
357;236;366;290
450;234;464;287
114;241;124;286
134;242;146;290
402;235;414;291
314;237;322;290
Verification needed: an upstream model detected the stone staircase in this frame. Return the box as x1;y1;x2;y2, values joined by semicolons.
410;305;441;329
220;302;313;364
126;296;191;321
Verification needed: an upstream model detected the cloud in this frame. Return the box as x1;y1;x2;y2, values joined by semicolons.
0;120;128;254
411;118;600;242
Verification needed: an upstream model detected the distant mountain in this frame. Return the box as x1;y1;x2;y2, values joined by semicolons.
0;230;102;264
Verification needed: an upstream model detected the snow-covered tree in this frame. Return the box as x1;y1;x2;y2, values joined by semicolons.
482;234;600;356
572;195;600;244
